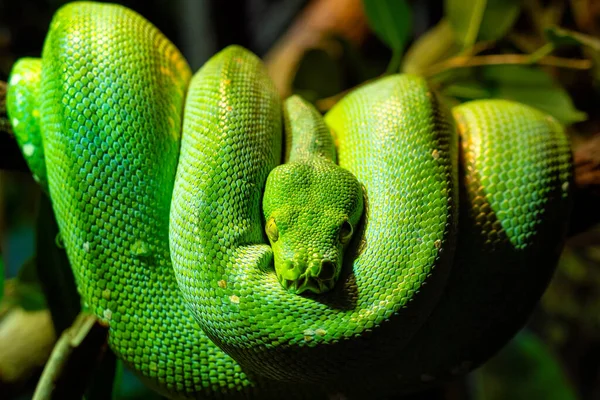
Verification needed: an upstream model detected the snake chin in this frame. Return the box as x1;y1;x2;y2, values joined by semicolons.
276;257;339;294
279;273;335;294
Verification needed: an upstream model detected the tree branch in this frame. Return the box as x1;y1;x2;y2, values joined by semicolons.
32;313;109;400
424;53;592;77
569;134;600;236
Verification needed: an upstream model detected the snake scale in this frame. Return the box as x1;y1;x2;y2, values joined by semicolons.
6;2;572;399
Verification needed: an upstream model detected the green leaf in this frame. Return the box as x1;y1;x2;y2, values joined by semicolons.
15;281;47;311
545;26;600;52
292;48;343;103
442;65;587;125
362;0;412;53
17;255;39;284
475;330;577;400
12;257;47;310
446;0;522;47
402;19;459;74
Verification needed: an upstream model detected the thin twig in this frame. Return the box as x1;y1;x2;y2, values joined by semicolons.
33;313;109;400
386;50;403;75
425;53;592;77
464;40;497;56
527;42;556;63
318;50;593;111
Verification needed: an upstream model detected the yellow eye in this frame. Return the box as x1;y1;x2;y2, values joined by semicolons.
339;220;353;245
266;217;279;242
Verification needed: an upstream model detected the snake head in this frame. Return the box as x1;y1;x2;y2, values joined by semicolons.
263;159;363;294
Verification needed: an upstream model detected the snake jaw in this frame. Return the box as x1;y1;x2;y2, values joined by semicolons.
281;277;303;293
280;274;335;294
277;258;338;294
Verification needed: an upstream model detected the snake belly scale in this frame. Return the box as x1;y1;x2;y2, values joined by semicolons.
6;2;572;399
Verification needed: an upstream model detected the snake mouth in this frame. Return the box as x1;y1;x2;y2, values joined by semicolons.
280;274;335;294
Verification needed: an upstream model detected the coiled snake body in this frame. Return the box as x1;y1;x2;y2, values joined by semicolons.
7;2;572;399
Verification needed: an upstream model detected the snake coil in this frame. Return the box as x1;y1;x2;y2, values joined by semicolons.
7;2;572;399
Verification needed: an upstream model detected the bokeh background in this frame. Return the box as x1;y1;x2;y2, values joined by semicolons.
1;0;599;399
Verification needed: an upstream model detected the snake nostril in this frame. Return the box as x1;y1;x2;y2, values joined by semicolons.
319;261;335;280
286;261;295;270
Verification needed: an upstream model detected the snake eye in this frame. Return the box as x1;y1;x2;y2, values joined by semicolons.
339;220;353;245
266;217;279;242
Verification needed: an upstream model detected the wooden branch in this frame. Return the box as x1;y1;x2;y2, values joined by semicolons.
424;53;592;77
32;313;109;400
569;134;600;236
574;134;600;188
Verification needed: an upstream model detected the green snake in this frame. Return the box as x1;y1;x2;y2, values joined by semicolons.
7;2;572;399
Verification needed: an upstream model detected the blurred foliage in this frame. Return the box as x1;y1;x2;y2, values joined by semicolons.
438;65;587;124
542;243;600;339
545;26;600;52
536;227;600;399
475;330;578;400
446;0;521;47
12;257;46;312
293;48;343;103
362;0;411;73
290;0;598;133
363;0;411;53
402;19;456;75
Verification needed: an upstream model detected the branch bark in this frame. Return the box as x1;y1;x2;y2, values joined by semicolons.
32;313;109;400
424;53;592;77
569;134;600;236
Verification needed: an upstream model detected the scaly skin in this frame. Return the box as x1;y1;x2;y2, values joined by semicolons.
8;3;316;399
6;1;572;398
326;94;571;395
171;72;457;384
6;58;46;189
394;99;571;388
